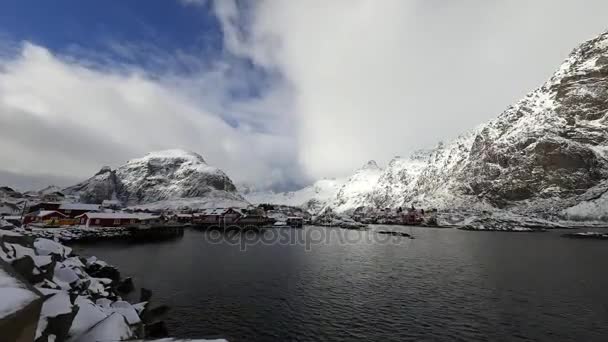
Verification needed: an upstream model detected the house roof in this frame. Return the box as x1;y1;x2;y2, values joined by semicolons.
59;203;101;211
30;210;67;218
196;208;229;216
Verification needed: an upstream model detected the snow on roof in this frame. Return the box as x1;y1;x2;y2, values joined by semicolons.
197;208;227;216
33;210;67;218
0;266;40;320
59;203;101;211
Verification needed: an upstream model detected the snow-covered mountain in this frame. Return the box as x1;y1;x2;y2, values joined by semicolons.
64;149;248;210
345;30;608;219
329;160;383;213
242;178;345;213
242;160;383;214
260;30;608;221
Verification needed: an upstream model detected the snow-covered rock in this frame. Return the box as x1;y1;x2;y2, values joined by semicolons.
329;160;383;213
69;312;132;342
64;149;249;209
1;228;215;341
312;208;367;229
0;268;40;320
34;238;72;258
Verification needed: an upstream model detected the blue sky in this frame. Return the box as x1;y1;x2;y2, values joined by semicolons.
0;0;222;65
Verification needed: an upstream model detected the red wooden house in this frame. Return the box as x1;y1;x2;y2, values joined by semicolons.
77;212;140;227
57;203;101;218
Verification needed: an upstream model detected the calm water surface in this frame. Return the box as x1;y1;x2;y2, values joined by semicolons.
71;226;608;341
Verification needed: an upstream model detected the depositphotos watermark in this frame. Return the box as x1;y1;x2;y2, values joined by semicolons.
200;225;414;251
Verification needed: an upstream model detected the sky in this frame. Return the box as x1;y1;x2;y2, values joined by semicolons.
1;0;608;191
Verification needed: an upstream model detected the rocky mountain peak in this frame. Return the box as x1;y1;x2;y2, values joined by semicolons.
95;166;113;176
130;149;207;166
360;160;380;171
64;149;247;209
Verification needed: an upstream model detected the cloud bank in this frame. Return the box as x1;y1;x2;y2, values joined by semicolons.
213;0;608;179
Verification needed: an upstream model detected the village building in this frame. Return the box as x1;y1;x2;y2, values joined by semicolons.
23;210;68;225
138;214;165;226
76;212;164;228
174;214;194;224
2;216;22;227
192;207;268;227
193;208;240;225
57;203;101;218
26;202;62;213
76;212;141;228
0;202;21;216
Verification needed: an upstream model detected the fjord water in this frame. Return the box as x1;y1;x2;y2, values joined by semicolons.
71;227;608;341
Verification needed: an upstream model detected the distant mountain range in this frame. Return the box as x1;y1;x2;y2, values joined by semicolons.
244;30;608;222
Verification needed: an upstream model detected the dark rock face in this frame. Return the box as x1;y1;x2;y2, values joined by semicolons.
87;264;121;283
63;167;124;204
459;32;608;208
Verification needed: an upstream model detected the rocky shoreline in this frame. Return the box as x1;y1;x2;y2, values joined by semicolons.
0;222;223;342
12;225;184;244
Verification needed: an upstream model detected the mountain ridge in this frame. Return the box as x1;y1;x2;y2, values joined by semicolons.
63;149;248;210
245;30;608;221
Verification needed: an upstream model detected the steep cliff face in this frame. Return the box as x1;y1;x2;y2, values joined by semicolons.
342;30;608;218
64;149;247;209
460;32;608;209
63;167;123;204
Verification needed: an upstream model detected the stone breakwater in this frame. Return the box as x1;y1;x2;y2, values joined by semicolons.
0;223;220;342
14;225;184;243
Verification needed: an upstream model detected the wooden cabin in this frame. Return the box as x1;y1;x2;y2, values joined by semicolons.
23;210;68;225
77;213;140;228
26;202;61;213
193;208;243;225
57;203;101;218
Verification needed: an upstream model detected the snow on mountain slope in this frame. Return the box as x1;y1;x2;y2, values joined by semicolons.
330;160;383;213
243;178;345;210
64;149;248;209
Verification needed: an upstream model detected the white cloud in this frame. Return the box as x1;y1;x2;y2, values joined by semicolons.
0;42;298;190
213;0;608;179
